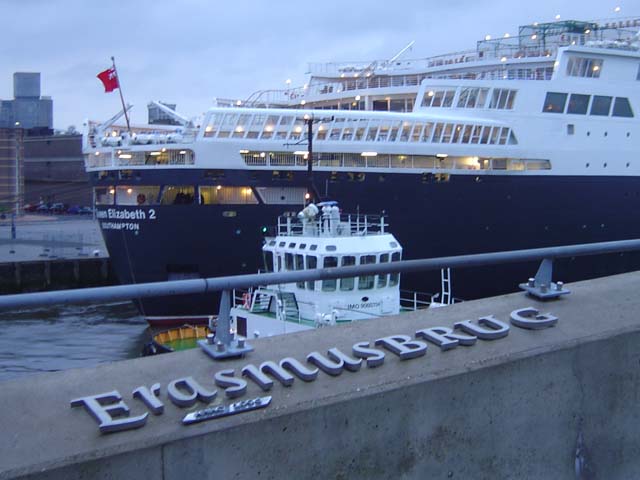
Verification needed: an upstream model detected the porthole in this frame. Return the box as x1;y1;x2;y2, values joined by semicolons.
586;163;590;168
361;297;369;302
326;245;337;251
627;132;631;137
604;132;608;137
604;163;608;168
626;162;630;168
586;131;591;136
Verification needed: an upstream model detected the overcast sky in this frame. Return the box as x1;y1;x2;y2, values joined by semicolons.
0;0;628;129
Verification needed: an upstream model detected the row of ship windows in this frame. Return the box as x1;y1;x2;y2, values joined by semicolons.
95;185;259;206
203;113;517;146
543;92;634;117
86;149;195;169
421;87;517;110
266;252;401;292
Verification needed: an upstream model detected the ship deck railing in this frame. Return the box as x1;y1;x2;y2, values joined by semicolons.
276;213;388;237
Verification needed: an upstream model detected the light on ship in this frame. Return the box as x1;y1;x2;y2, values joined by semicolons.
614;6;621;12
239;149;249;154
127;188;133;194
555;14;560;20
361;152;378;157
485;35;491;41
355;95;361;101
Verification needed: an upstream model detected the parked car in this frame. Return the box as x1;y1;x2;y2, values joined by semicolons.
50;203;67;214
23;203;38;213
67;205;81;214
36;204;50;213
78;206;94;215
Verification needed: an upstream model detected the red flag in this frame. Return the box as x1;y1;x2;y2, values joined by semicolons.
97;67;119;93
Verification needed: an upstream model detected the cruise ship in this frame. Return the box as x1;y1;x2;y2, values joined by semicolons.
83;17;640;325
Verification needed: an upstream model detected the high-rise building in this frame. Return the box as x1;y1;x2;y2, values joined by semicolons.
0;73;53;134
0;128;24;214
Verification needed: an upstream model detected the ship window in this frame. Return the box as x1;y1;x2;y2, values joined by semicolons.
306;256;317;290
299;243;306;249
612;97;634;118
116;186;160;205
289;242;296;248
489;128;500;145
543;92;567;113
279;241;286;247
199;186;258;205
263;252;274;273
295;254;305;288
422;88;456;108
95;187;114;205
471;125;482;144
452;124;463;143
566;57;602;78
358;255;376;290
326;245;337;251
590;96;612;116
322;256;338;291
489;89;516;109
441;124;454;143
480;126;491;144
160;186;195;205
389;252;401;286
277;255;282;271
567;94;590;115
285;253;294;270
431;123;444;143
340;256;356;291
378;253;389;288
310;245;318;251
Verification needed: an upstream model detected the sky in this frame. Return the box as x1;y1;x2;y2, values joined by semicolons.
0;0;629;129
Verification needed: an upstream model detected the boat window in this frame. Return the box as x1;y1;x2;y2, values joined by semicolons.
326;245;337;251
480;126;491;144
566;57;602;78
340;256;356;291
590;96;612;116
116;186;160;205
277;255;282;272
295;254;305;288
422;88;456;108
310;245;318;251
289;242;296;248
378;253;389;288
543;92;567;113
268;240;276;246
358;255;376;290
285;253;294;271
441;124;454;143
612;97;634;118
322;256;338;291
306;256;317;290
471;125;482;144
431;123;444;143
160;186;195;205
489;89;516;110
299;243;306;250
279;242;286;247
567;94;590;115
199;186;258;205
95;187;114;205
389;252;401;287
263;252;274;273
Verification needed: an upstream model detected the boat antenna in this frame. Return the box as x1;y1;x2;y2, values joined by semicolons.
111;56;131;134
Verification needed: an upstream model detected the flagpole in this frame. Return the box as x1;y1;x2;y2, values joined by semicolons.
111;56;131;134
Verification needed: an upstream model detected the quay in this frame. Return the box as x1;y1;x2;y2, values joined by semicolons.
1;271;640;479
0;215;113;293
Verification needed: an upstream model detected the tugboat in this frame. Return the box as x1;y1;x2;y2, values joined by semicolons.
228;201;453;339
148;201;455;352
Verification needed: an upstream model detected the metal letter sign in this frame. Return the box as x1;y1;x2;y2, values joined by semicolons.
71;308;558;434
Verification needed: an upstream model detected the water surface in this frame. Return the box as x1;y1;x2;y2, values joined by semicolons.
0;302;147;382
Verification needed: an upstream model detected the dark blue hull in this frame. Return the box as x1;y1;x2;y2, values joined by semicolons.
92;168;640;322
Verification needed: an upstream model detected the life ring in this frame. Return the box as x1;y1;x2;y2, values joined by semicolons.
137;193;146;205
242;293;251;309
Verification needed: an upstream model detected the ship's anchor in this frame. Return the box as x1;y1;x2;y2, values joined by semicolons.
519;258;571;300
